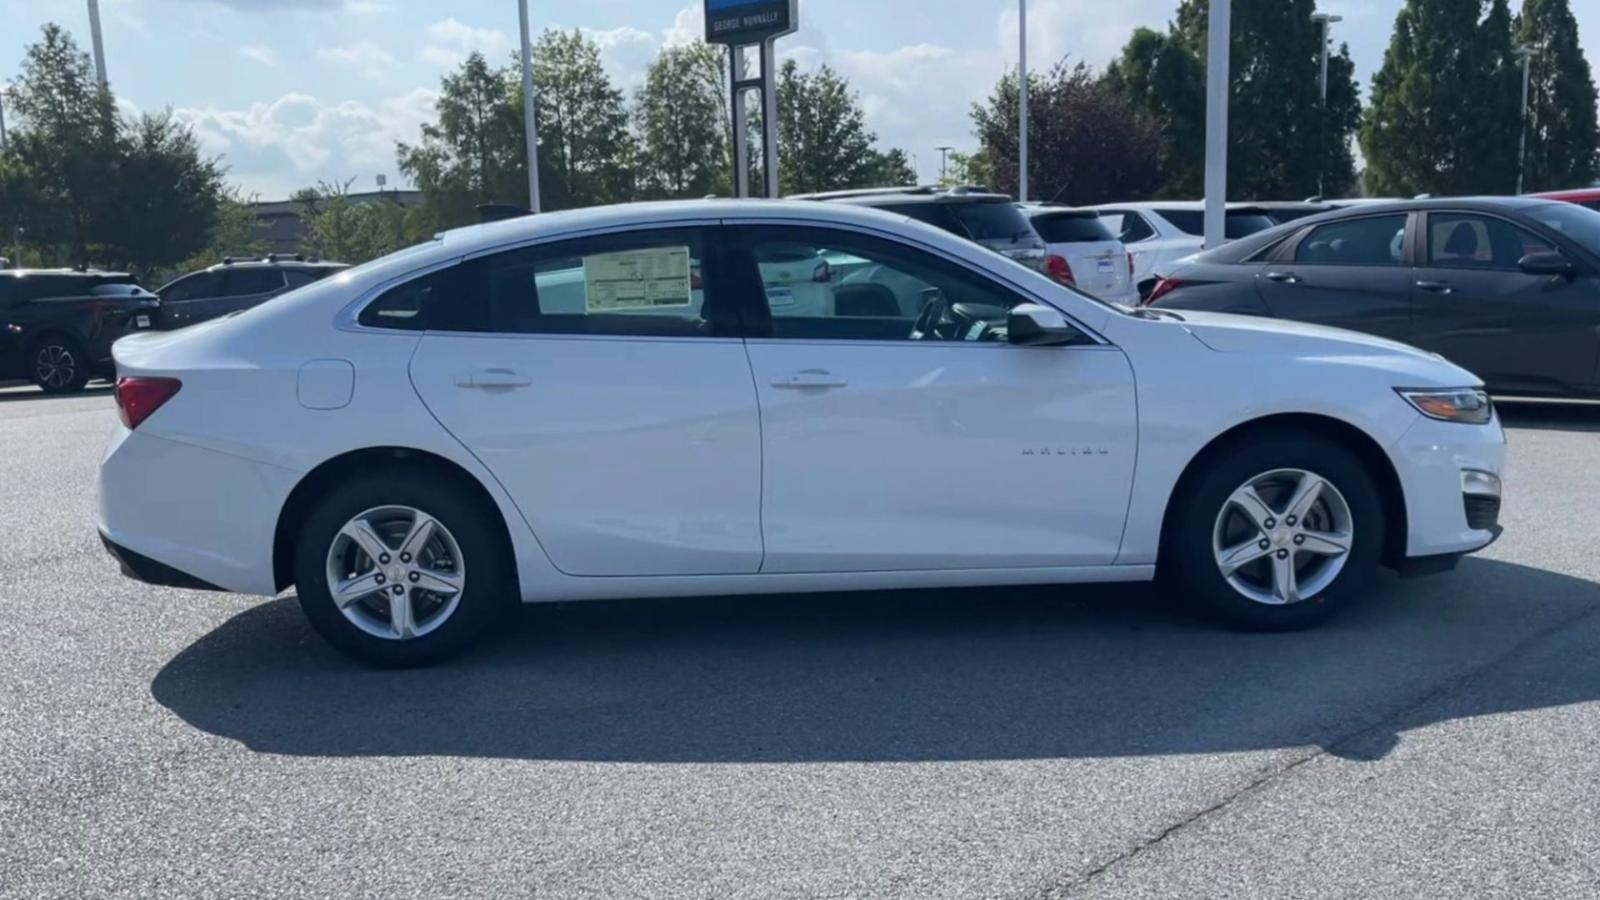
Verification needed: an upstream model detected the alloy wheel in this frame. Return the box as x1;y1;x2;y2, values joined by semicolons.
34;344;78;390
1211;468;1354;606
325;505;466;640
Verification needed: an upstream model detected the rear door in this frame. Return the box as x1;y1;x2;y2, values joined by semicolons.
1410;210;1600;393
1254;213;1415;341
157;272;223;328
405;224;766;577
217;268;289;317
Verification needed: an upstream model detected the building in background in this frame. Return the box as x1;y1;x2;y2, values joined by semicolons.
249;190;422;256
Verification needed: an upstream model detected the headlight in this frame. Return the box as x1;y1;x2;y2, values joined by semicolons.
1398;388;1494;425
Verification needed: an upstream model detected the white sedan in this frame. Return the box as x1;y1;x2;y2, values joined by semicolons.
99;200;1505;666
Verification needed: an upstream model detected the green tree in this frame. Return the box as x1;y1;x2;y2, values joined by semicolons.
973;62;1166;205
294;180;427;265
397;51;527;231
1362;0;1523;196
526;29;637;209
174;190;269;276
101;111;226;278
1106;1;1361;199
1514;0;1600;191
775;59;911;194
636;42;729;199
938;150;993;188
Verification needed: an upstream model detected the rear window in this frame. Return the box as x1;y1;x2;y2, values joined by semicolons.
1029;213;1117;244
948;202;1034;242
1158;209;1277;239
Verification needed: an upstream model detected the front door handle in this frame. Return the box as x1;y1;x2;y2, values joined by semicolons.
457;369;532;389
1265;271;1301;284
771;370;848;390
1416;280;1455;294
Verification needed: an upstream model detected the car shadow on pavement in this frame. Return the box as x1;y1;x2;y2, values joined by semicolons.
0;384;112;403
151;558;1600;764
1496;400;1600;433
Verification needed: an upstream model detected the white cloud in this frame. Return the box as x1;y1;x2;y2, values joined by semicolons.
317;42;396;80
175;88;438;198
581;26;659;90
239;44;279;67
420;18;514;69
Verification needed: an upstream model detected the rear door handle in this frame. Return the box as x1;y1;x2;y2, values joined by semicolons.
1265;271;1301;284
771;370;848;390
456;369;532;389
1416;280;1454;294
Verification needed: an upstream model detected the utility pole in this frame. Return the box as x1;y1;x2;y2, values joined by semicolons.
1311;12;1342;199
1017;0;1029;202
1516;44;1538;195
86;0;109;89
517;0;542;212
1202;0;1231;250
0;86;8;152
936;145;954;183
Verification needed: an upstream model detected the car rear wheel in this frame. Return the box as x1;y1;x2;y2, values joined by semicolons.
293;468;512;666
31;336;91;395
1165;432;1384;631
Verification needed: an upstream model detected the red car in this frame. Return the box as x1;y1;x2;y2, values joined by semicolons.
1529;188;1600;212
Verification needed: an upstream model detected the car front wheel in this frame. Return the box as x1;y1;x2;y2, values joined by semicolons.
1166;432;1385;631
293;468;512;666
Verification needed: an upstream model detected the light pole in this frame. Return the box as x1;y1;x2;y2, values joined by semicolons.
1516;44;1538;195
1202;0;1231;249
517;0;542;213
1311;12;1342;199
86;0;109;89
936;145;954;183
1017;0;1029;202
0;85;8;152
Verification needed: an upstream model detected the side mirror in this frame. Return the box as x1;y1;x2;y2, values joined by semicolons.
1008;303;1086;347
1519;251;1576;277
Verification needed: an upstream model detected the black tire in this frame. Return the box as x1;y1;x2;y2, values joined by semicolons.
1162;430;1385;631
30;335;91;395
293;465;513;667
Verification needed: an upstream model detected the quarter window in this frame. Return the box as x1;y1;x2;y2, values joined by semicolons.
1427;213;1553;270
742;227;1034;343
1105;211;1155;243
1294;215;1408;266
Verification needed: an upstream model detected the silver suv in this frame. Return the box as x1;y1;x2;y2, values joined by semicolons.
791;186;1048;272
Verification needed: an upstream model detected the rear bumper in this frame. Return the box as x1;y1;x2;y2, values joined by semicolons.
99;529;225;591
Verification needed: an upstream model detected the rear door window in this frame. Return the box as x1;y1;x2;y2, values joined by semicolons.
1158;210;1276;239
1294;215;1409;266
160;272;222;303
1102;211;1155;243
223;269;287;296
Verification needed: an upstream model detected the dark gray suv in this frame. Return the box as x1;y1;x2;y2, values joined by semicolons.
157;255;347;329
791;186;1048;272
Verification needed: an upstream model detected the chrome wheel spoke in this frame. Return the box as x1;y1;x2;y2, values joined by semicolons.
411;568;463;597
341;520;391;564
388;589;416;639
1285;474;1326;522
1298;529;1352;557
332;572;384;607
398;515;437;560
1227;485;1277;531
1270;552;1301;605
1217;539;1272;576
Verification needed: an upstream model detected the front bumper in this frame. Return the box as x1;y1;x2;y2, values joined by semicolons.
1389;412;1507;560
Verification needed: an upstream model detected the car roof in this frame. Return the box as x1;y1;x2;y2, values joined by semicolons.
0;267;133;278
1528;187;1600;201
205;257;348;273
788;185;1015;205
1018;204;1100;219
1087;200;1273;213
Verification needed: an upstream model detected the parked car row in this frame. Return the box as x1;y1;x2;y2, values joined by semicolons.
1;254;345;393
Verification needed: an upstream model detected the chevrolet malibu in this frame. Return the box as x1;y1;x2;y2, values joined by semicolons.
99;200;1506;666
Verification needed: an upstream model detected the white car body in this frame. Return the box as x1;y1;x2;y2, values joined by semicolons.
99;200;1504;658
1019;206;1139;306
1089;202;1278;293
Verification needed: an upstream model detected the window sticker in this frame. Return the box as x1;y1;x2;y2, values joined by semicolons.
583;247;693;312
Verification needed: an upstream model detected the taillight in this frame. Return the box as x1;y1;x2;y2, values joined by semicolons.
115;377;182;430
1145;278;1185;305
1045;254;1075;286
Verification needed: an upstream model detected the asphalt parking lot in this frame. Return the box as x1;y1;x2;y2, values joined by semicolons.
3;386;1600;899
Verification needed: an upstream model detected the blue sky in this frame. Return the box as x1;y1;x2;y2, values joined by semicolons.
1;0;1595;199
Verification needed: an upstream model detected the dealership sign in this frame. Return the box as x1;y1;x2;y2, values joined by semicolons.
704;0;798;45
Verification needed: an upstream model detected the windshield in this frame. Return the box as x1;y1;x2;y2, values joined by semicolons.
1526;202;1600;255
1158;209;1277;239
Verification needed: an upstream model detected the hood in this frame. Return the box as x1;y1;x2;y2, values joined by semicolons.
1175;310;1481;387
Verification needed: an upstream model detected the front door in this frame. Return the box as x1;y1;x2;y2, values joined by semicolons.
407;225;765;577
1255;213;1415;341
1411;211;1600;394
729;223;1139;574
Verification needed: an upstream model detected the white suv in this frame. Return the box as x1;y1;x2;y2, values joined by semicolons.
1089;202;1278;297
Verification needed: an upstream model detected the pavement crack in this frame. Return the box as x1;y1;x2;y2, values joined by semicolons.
1033;599;1600;899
